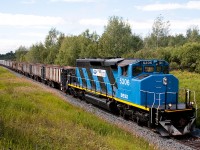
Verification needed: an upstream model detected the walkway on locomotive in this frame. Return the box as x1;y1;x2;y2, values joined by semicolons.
68;58;194;112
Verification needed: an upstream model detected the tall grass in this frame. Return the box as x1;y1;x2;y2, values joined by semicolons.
171;70;200;127
0;67;153;150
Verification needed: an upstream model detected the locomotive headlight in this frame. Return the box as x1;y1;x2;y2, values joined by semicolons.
163;77;168;85
168;103;172;109
190;101;194;105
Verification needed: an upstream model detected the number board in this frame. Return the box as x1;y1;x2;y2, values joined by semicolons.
142;61;152;65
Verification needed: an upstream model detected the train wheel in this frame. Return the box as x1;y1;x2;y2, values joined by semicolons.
136;117;142;126
123;113;129;120
148;121;151;128
51;82;54;88
120;109;129;120
78;91;84;100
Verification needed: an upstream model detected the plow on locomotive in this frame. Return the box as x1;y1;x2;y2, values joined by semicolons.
0;58;197;136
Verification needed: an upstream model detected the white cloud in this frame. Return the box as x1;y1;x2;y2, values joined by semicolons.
136;1;200;11
0;13;65;27
50;0;95;2
79;17;200;32
170;19;200;30
130;19;200;36
19;32;46;38
129;20;154;30
79;18;107;26
21;0;36;4
112;9;120;13
187;1;200;9
0;39;33;54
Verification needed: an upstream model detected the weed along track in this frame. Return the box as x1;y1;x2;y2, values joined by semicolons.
0;66;197;150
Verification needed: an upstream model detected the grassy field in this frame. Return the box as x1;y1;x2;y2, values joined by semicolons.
171;70;200;127
0;67;154;150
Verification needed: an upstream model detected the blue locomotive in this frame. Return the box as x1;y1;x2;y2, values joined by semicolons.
67;58;196;136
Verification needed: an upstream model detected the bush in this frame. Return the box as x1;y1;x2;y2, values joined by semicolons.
170;62;180;70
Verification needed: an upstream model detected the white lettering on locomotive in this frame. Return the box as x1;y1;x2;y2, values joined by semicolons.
120;93;128;99
119;78;130;86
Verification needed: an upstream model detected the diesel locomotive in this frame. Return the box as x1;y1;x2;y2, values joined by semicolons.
0;58;197;136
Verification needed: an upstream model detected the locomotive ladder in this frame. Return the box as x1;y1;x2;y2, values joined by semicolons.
140;90;160;125
140;90;159;125
155;93;161;125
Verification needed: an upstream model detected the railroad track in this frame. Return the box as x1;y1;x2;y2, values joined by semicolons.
174;132;200;150
186;140;200;150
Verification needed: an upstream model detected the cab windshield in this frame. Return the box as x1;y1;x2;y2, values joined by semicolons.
132;65;169;77
144;66;154;73
132;66;142;76
156;66;162;72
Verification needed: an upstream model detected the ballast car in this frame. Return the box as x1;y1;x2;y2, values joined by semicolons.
0;58;197;136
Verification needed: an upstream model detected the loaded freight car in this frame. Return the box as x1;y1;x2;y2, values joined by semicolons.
12;61;17;71
4;60;10;67
44;65;75;91
22;63;32;77
16;62;24;74
0;60;5;66
32;63;44;81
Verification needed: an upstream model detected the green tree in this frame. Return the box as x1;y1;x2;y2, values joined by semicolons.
186;26;200;42
99;16;134;57
144;15;170;49
45;28;64;64
0;51;15;60
79;29;100;58
56;36;81;66
168;34;186;47
180;43;200;72
15;46;28;61
25;43;46;63
131;34;143;51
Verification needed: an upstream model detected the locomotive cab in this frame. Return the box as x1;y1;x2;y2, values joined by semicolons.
116;59;172;106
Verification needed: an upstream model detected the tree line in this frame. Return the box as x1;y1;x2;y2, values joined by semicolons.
1;15;200;73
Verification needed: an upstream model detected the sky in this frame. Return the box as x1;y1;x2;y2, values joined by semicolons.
0;0;200;54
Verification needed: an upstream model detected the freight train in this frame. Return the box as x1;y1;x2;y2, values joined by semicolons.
0;58;197;136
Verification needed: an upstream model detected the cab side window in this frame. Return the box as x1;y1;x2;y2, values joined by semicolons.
121;66;128;76
163;66;169;74
132;66;142;76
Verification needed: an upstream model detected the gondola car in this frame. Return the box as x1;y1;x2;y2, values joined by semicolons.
67;58;196;136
